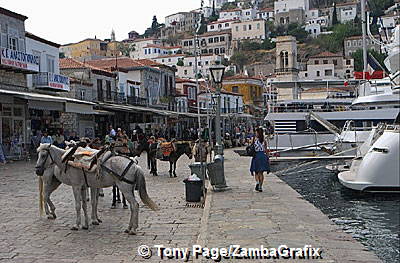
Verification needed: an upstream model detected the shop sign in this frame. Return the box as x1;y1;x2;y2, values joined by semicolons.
0;48;40;72
48;73;70;92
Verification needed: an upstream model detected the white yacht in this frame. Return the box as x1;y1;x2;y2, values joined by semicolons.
338;25;400;192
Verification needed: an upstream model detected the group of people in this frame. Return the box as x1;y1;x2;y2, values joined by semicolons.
34;130;80;150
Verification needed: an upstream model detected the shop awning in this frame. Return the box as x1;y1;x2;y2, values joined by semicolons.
93;109;115;115
28;100;63;111
0;89;95;105
65;102;96;115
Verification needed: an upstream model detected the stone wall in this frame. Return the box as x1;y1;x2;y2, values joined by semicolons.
0;70;27;91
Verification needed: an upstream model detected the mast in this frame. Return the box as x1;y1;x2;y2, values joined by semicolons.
361;0;368;79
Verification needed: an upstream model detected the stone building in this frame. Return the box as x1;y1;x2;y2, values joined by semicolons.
344;35;381;57
275;36;299;82
180;30;232;56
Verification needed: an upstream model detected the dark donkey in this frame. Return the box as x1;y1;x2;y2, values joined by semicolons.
149;141;193;177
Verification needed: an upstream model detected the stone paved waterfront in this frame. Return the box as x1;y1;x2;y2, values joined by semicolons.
0;149;382;262
199;150;382;263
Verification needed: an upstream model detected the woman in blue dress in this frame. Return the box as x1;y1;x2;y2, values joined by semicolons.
250;127;270;192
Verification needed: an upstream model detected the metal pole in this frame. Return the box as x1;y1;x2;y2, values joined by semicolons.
215;83;222;155
361;0;368;80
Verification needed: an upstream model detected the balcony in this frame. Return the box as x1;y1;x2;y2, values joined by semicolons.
33;72;70;92
127;96;148;106
274;68;299;74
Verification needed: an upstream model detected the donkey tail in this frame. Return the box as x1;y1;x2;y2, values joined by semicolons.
38;176;44;216
137;169;159;211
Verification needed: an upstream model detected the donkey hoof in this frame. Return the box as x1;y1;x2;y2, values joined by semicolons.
71;226;79;231
47;215;56;220
129;230;137;235
92;221;99;225
174;174;177;178
97;218;102;223
124;229;130;234
82;225;89;230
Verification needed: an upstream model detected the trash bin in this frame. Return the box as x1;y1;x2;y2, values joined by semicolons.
183;179;203;202
207;155;226;187
189;162;207;182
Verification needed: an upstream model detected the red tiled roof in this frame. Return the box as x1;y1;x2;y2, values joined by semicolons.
220;8;241;13
223;74;264;81
60;58;115;75
209;19;238;25
309;51;342;58
258;8;274;12
84;57;163;70
198;29;232;37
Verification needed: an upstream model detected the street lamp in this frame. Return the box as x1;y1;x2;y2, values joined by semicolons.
208;65;228;191
209;65;225;156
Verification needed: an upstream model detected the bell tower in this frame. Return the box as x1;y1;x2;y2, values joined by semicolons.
275;36;299;82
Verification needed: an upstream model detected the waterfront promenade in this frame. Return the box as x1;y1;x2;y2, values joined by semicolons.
0;149;381;262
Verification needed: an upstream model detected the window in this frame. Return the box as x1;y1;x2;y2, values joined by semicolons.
208;38;213;43
205;61;209;65
220;36;225;42
210;25;214;29
232;86;239;93
324;69;332;76
79;90;86;100
46;55;55;73
333;59;337;66
106;80;112;100
347;41;351;47
225;23;229;27
184;70;188;75
189;40;193;46
248;25;252;30
257;23;260;29
323;60;328;64
236;26;239;32
189;62;193;66
243;25;247;31
316;71;320;77
209;49;213;54
97;79;103;101
346;59;351;65
305;73;308;77
215;48;219;55
218;24;222;28
315;60;319;65
220;47;225;53
8;37;18;50
214;37;219;43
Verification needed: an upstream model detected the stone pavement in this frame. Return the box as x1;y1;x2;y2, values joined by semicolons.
0;149;382;262
0;153;202;263
198;149;382;262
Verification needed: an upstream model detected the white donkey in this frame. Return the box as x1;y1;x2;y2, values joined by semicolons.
35;144;158;234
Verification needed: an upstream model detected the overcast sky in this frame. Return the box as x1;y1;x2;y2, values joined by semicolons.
1;0;202;45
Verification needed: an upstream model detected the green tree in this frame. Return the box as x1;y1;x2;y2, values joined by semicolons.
59;52;65;59
118;43;135;57
177;58;184;67
230;52;249;72
351;49;388;72
332;3;339;25
197;14;208;34
287;23;309;43
224;69;235;77
241;41;262;51
368;0;394;17
220;2;237;11
261;38;276;50
209;1;219;22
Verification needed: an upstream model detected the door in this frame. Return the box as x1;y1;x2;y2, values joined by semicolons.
1;117;12;155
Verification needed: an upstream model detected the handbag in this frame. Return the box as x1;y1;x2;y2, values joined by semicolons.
246;143;256;157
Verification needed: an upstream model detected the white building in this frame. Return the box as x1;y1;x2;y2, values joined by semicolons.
198;89;244;114
378;13;399;29
305;23;321;38
241;7;258;21
305;9;320;21
165;12;186;27
177;54;224;79
207;19;237;32
130;38;162;59
274;0;309;14
219;8;242;20
305;16;329;37
26;32;70;92
336;2;358;23
154;54;185;67
141;44;182;59
232;19;267;41
257;8;274;21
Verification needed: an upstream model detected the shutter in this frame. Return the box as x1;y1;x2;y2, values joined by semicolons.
18;38;25;52
1;34;7;48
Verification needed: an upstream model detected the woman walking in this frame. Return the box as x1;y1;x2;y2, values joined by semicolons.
250;127;270;192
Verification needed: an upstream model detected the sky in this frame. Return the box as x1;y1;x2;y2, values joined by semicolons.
0;0;203;45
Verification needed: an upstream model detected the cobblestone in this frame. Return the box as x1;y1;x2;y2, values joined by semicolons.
0;153;201;262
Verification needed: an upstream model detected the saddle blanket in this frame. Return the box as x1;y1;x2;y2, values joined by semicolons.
62;147;100;171
159;142;175;157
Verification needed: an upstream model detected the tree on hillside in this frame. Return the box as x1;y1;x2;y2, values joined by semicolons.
230;52;249;72
287;23;309;43
118;43;135;57
209;1;219;22
143;16;164;37
197;14;208;34
220;2;237;11
368;0;395;17
351;49;387;72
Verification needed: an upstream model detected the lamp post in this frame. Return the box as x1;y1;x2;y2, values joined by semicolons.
209;65;228;191
210;65;225;155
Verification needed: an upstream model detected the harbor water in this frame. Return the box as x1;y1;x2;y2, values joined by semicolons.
274;159;400;263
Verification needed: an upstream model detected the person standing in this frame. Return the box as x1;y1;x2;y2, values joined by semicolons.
250;127;270;192
40;131;53;144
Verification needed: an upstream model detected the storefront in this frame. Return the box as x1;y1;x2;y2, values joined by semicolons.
0;95;27;158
